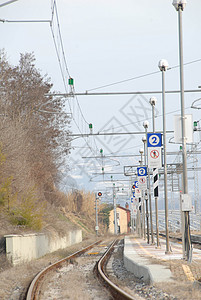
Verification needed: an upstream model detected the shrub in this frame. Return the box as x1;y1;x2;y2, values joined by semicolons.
0;177;15;210
9;187;45;230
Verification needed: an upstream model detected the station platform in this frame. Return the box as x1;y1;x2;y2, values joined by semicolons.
123;235;201;285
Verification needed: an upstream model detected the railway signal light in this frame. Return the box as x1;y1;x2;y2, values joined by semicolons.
89;123;93;134
98;192;102;197
68;77;74;85
193;121;198;131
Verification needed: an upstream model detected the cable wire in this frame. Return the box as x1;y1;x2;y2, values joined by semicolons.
50;1;102;171
0;0;18;7
87;58;201;92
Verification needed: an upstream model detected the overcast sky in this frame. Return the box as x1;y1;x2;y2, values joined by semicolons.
1;0;201;203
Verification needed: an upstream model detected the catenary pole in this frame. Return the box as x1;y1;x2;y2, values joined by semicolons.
158;59;170;254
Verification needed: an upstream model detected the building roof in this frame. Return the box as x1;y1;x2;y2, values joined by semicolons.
116;205;130;213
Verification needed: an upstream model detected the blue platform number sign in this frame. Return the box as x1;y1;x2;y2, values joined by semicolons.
134;181;139;188
137;167;147;177
147;133;162;148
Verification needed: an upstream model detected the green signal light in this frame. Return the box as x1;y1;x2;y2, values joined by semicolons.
68;77;74;85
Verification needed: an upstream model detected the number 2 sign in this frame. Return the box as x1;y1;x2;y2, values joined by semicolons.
147;133;162;148
147;133;162;168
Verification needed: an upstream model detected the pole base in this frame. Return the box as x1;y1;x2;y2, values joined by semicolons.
165;250;173;255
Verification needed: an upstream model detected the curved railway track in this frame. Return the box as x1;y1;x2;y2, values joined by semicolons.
26;233;201;299
26;238;137;300
95;239;135;300
26;240;102;300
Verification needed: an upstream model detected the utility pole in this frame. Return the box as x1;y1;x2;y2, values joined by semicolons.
111;176;118;235
173;0;192;261
139;148;146;239
158;59;170;254
130;177;133;232
95;195;99;236
143;121;154;244
142;134;150;244
149;96;160;248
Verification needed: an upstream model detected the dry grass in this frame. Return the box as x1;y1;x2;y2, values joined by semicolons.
0;236;101;299
156;281;201;300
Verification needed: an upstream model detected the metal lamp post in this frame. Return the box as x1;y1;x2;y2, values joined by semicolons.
149;96;160;248
172;0;191;261
149;97;157;132
139;148;146;239
143;121;154;244
142;136;150;243
111;176;118;235
158;59;170;254
113;182;118;235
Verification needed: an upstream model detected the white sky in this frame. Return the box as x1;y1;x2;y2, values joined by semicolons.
1;0;201;204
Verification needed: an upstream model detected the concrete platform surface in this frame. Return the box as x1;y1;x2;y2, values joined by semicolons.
123;235;201;285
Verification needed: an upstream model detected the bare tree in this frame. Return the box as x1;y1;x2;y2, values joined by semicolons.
0;50;71;206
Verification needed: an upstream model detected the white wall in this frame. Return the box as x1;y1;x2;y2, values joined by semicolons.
5;229;82;265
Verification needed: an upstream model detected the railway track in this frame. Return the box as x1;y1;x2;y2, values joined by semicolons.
26;238;138;300
26;234;201;299
95;239;135;300
26;239;103;300
159;232;201;249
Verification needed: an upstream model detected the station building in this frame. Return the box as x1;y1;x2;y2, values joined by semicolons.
108;204;131;234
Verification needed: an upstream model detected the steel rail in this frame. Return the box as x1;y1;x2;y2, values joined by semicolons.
96;239;135;300
159;232;201;247
26;240;101;300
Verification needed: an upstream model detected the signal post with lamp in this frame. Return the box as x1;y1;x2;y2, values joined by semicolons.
95;192;102;235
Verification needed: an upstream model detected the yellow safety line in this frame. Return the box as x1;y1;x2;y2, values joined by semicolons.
182;264;195;281
134;238;201;263
132;238;199;280
134;238;174;262
133;238;168;261
134;238;152;256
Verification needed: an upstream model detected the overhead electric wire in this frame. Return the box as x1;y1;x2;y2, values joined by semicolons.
0;0;18;7
86;58;201;92
50;1;89;126
87;70;160;92
50;1;71;90
50;1;103;173
97;105;193;133
0;19;51;23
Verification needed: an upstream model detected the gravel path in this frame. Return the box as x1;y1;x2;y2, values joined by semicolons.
39;255;112;300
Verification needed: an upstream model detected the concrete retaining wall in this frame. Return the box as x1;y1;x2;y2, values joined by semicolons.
5;229;82;266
